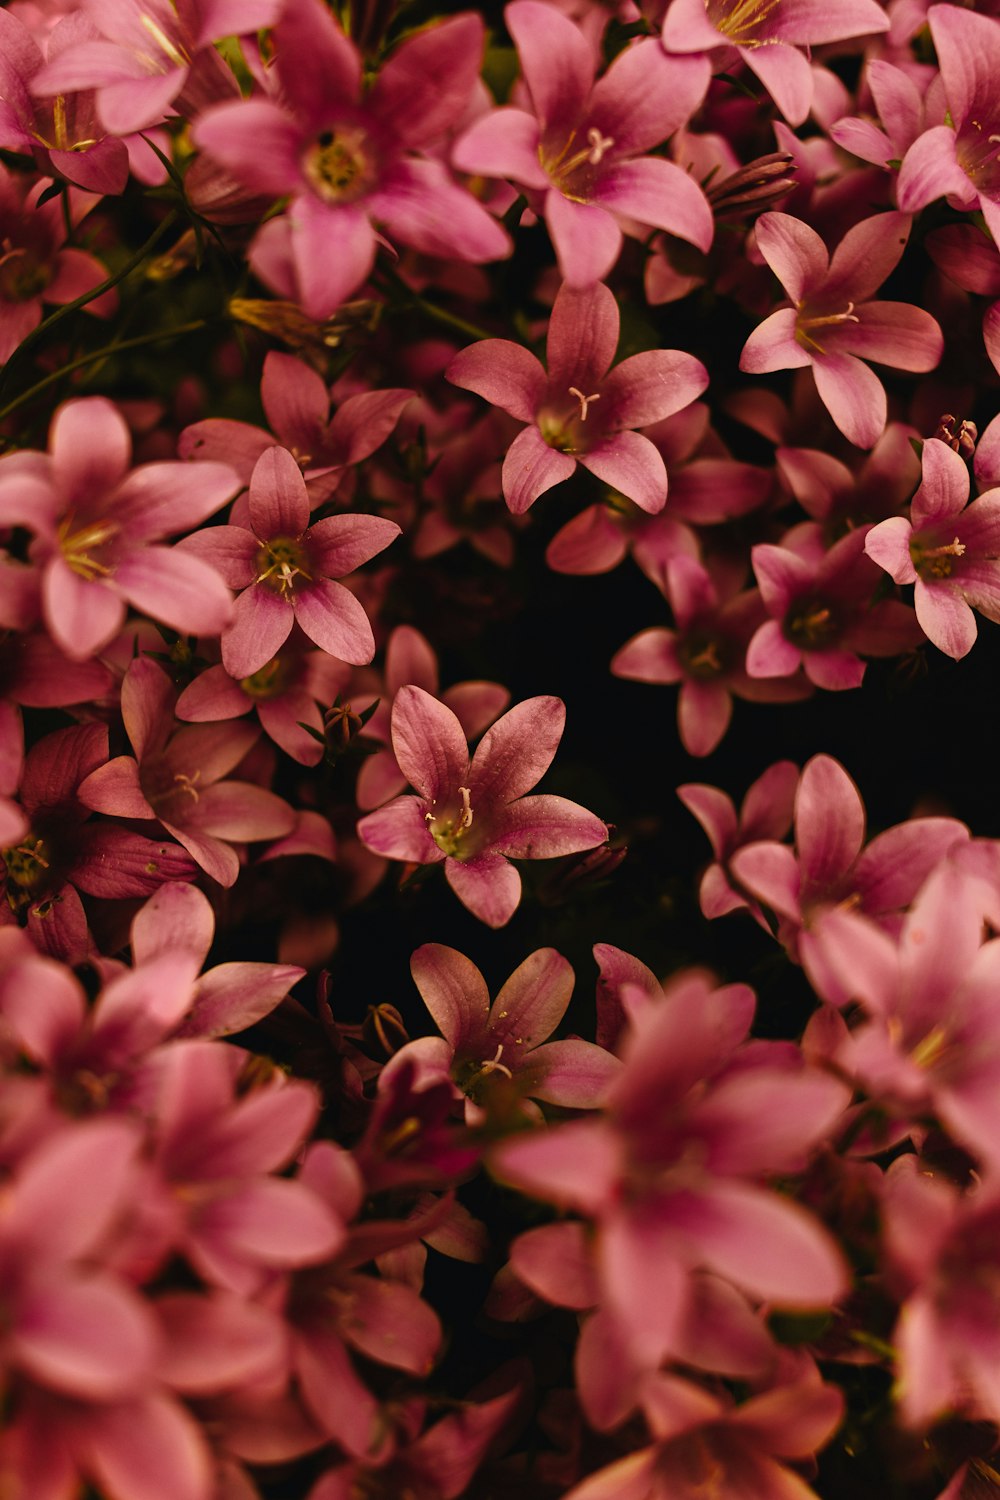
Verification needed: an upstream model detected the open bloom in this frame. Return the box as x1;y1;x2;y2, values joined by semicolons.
452;0;713;287
381;944;621;1122
357;686;607;926
178;445;399;679
663;0;889;127
897;4;1000;246
0;397;237;659
193;0;508;318
865;436;1000;659
740;211;943;448
447;280;708;513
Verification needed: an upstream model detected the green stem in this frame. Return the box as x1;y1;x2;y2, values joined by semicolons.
0;319;207;428
0;209;180;400
376;266;494;343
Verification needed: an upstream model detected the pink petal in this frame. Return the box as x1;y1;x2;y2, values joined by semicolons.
155;1291;287;1394
369;12;485;149
114;546;234;638
740;307;813;375
912;436;970;527
446;338;546;423
745;619;802;678
306;514;400;575
114;459;238;541
897;125;974;214
370;157;510;263
755;212;829;301
678;680;732;756
741;40;814;127
186;781;295;841
176;524;259;589
811;352;887;448
176;664;250;722
260;351;327;451
390;684;469;802
490;793;608;858
82;1392;212;1500
825;210;912;303
445;852;521;927
325;387;414;466
521;1037;622;1107
357;794;444;863
865;516;917;583
730;841;802;920
591;157;713;252
833;300;943;373
487;945;575;1048
928;3;1000;134
506;0;594;129
597;1202;689;1367
221;584;295;678
193;98;306;196
914;578;978;659
612;627;683;684
294;577;375;664
248;444;310;537
600;349;709;429
284;197;377;322
545;189;623;288
579;431;668;514
14;1274;155;1399
49;395;130;507
512;1221;599;1308
451;106;548;189
469;695;565;804
42;557;124;660
77;755;156;819
337;1273;440;1372
410;942;490;1050
131;880;214;965
589;41;710;151
546;278;620;390
501;425;576;513
796;754;865;893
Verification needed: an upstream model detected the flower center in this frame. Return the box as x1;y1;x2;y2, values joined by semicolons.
538;387;602;453
57;515;120;581
240;657;285;699
539;127;616;200
0;248;51;304
304;127;371;204
784;596;840;649
956;118;1000;192
910;535;966;581
255;536;312;597
456;1043;515;1102
3;833;51;893
425;785;474;856
679;633;728;679
794;301;859;356
709;0;783;43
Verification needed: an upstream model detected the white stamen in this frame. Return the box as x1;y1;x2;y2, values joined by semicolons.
568;386;601;421
458;785;474;829
478;1044;514;1081
586;127;615;165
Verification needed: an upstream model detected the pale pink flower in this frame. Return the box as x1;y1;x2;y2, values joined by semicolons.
177;445;399;679
740;211;943;448
0;397;237;659
452;0;713;287
447;279;708;514
865;436;1000;659
357;686;607;927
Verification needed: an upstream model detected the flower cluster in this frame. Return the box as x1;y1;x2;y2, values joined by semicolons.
2;0;1000;1494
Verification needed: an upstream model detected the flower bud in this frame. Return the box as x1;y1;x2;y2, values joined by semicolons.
707;153;797;220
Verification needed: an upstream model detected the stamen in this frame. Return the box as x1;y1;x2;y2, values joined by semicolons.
568;387;601;421
458;785;474;830
795;302;860;355
586;127;615;165
477;1044;514;1081
173;771;201;803
139;12;189;67
922;537;966;560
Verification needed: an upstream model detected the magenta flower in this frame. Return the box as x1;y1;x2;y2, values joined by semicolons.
381;944;621;1122
0;168;116;364
77;657;295;887
677;760;800;926
747;525;922;691
452;1;713;287
176;634;350;768
0;10;129;193
740;211;943;448
33;0;280;135
663;0;888;126
178;445;399;679
897;4;1000;247
0;396;237;659
193;0;509;318
611;553;810;757
865;436;1000;659
831;59;930;178
357;686;608;927
447;280;709;514
1;723;197;963
179;351;414;506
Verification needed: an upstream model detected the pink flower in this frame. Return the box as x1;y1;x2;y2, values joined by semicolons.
663;0;889;127
865;436;1000;659
677;759;800;926
178;445;400;679
612;553;810;757
897;4;1000;247
0;167;116;364
382;943;621;1121
357;686;608;927
747;525;922;691
77;657;296;887
0;397;237;659
179;351;414;506
740;211;943;448
193;0;509;318
352;624;509;810
452;1;713;287
447;280;709;514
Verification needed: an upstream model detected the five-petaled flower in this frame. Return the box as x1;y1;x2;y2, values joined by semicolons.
447;280;709;514
356;686;608;926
